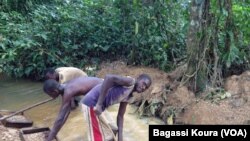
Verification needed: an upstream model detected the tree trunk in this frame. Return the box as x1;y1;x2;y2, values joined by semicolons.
224;0;233;53
182;0;211;93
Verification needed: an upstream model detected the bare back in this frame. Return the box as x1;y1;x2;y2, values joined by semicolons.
46;76;103;141
64;76;103;98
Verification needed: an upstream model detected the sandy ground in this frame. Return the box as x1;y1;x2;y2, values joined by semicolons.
0;124;21;141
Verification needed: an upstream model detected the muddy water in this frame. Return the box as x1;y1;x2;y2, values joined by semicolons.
0;77;164;141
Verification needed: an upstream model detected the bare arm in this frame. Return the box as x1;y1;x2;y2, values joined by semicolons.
47;96;71;141
94;74;134;115
117;102;127;141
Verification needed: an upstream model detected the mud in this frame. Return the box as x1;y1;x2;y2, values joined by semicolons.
97;61;250;125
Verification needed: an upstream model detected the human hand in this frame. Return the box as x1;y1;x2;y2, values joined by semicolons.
93;105;102;116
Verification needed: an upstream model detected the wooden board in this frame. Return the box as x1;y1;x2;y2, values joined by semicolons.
19;127;58;141
0;110;33;128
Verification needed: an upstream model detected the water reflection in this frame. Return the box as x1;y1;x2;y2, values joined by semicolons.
0;77;164;141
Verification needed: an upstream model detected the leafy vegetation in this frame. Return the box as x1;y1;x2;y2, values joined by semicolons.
0;0;249;81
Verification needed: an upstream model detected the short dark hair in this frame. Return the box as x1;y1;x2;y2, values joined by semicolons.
44;68;55;79
43;79;58;93
138;74;152;86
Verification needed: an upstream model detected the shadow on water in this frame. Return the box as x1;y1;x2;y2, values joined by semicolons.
0;76;164;141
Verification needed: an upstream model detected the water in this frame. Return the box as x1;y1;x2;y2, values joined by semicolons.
0;77;164;141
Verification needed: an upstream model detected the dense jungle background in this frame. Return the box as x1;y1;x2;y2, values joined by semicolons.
1;0;250;125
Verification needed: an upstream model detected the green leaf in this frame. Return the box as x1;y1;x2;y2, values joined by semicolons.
135;21;139;35
167;114;173;125
25;67;33;76
100;45;110;52
222;8;228;16
0;43;5;50
225;92;231;98
220;94;226;100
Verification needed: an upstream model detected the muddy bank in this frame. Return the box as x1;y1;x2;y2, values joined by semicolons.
96;61;250;125
177;71;250;124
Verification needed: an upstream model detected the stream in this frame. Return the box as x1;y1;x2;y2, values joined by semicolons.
0;76;164;141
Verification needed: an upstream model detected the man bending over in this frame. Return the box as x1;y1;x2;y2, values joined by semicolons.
43;76;103;141
81;74;152;141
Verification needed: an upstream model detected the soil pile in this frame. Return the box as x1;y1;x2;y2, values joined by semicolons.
179;71;250;125
96;61;250;124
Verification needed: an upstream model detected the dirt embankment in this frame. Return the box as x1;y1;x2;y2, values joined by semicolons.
178;71;250;124
96;61;250;125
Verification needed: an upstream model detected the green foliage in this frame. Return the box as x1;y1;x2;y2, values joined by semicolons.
0;0;52;13
232;2;250;68
205;88;231;104
233;3;250;45
0;0;187;79
121;0;188;70
0;1;124;79
209;0;250;74
1;0;249;80
219;2;250;70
